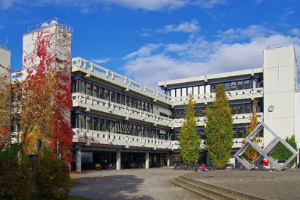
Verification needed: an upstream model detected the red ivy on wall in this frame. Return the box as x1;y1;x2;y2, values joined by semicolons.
22;26;73;162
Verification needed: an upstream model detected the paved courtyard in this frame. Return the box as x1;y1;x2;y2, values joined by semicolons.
70;168;300;200
70;168;199;200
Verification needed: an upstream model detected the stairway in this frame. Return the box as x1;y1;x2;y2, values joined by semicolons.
170;176;265;200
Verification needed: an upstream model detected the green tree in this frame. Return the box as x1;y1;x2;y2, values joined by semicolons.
178;94;201;166
271;135;297;167
243;100;260;163
204;84;234;169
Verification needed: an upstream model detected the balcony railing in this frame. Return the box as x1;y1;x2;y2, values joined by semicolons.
72;93;173;127
72;128;179;150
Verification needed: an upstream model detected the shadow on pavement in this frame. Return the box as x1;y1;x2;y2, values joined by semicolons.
70;175;154;200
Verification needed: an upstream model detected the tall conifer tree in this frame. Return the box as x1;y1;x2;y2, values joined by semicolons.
204;84;234;168
243;100;259;163
178;94;201;166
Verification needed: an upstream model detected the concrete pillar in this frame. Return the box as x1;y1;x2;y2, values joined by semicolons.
116;151;121;170
76;148;81;173
145;152;150;169
167;153;171;166
108;152;112;163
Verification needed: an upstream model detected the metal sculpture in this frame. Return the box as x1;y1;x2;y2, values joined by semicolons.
234;122;298;171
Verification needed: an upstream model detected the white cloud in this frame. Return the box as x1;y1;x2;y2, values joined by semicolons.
107;0;188;11
164;19;200;33
139;33;151;37
0;0;227;12
123;44;163;60
194;0;227;8
123;27;300;89
217;25;276;42
290;28;300;37
0;0;15;10
91;58;111;64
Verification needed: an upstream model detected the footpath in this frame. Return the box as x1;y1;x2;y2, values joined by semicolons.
179;169;300;200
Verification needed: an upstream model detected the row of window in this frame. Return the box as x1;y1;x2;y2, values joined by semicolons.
72;79;154;113
72;79;172;118
211;78;260;93
168;78;261;97
173;102;261;119
71;113;175;140
173;127;263;139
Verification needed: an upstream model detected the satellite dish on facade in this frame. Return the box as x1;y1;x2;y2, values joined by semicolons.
40;23;49;29
50;20;58;26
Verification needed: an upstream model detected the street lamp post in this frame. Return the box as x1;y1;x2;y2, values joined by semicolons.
57;140;60;159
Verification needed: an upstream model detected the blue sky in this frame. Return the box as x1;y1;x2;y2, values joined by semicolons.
0;0;300;88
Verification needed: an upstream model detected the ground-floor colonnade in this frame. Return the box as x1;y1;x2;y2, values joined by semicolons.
72;146;171;172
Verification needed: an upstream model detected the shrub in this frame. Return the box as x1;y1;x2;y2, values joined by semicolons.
0;144;34;199
31;150;70;199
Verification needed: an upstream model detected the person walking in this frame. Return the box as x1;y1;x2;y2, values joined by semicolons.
194;159;199;172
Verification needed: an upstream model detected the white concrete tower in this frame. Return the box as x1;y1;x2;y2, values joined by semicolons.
22;18;72;74
263;45;297;147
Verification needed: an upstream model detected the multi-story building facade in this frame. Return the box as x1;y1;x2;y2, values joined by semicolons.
8;19;300;171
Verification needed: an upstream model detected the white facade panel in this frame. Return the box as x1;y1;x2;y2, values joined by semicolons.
295;92;300;149
188;87;193;95
176;88;181;97
171;89;175;97
199;86;204;94
0;47;11;74
193;86;199;95
182;88;187;97
206;85;210;94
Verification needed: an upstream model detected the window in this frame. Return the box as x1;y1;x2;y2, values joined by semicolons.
231;82;236;91
224;82;230;91
231;105;237;114
104;89;110;101
143;101;147;111
211;84;216;93
116;92;120;104
236;129;244;138
125;95;129;106
86;116;92;130
99;87;104;99
93;85;99;98
93;117;100;131
237;81;243;90
148;103;153;113
245;104;251;113
237;106;243;114
79;115;86;129
121;94;125;105
105;119;110;132
100;118;105;131
244;80;250;89
110;121;115;133
86;83;92;96
71;114;78;128
111;91;115;102
72;80;77;93
80;81;86;94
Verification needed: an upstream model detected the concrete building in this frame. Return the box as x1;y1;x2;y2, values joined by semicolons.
0;41;11;74
10;19;300;171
